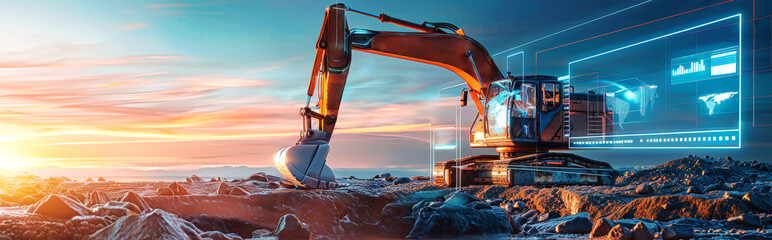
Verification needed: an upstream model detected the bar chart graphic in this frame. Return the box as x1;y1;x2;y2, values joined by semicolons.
672;60;705;76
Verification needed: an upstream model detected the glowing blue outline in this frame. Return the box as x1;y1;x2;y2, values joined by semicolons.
433;145;456;150
569;129;739;139
492;0;653;57
567;14;742;149
505;51;525;77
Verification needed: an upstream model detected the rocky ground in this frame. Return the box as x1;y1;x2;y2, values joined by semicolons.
0;154;770;239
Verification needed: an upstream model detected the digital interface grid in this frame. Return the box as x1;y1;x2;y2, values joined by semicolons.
568;14;742;149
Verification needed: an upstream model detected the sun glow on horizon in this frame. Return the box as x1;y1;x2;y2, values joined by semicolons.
0;145;29;169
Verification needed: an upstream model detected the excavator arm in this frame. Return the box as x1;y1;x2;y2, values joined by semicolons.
275;4;504;189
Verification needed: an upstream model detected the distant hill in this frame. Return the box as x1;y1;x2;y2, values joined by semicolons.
24;165;429;181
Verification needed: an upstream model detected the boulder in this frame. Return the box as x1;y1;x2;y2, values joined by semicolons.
26;194;90;219
728;182;744;189
373;173;391;179
274;214;311;239
119;191;150;212
378;202;415;237
157;187;175;196
554;213;593;234
169;182;189;195
229;187;249;196
704;183;729;192
97;177;106;182
537;212;550;222
66;190;87;203
635;183;654;194
246;173;268;182
521;209;538;219
88;209;202;240
409;176;429;181
385;176;398;182
268;182;281;189
90;203;132;218
501;202;514;214
200;231;235;240
630;222;655;240
468;201;491;210
106;201;142;214
86;191;111;207
753;185;771;193
607;224;631;240
215;182;231;195
661;225;694;240
727;214;761;227
444;192;481;206
590;218;614;238
278;180;295;189
190;175;204;183
392;177;411;185
742;192;771;212
613;219;661;232
513;200;527;210
686;186;702;194
406;203;512;238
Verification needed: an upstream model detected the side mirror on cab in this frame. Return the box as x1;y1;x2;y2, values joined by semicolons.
460;89;468;107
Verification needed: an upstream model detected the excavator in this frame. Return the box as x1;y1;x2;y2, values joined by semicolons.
274;4;618;189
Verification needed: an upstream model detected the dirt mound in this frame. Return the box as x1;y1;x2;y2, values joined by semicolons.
608;195;751;221
88;209;202;240
27;194;90;219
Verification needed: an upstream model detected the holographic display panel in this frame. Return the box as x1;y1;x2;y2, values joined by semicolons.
568;15;741;149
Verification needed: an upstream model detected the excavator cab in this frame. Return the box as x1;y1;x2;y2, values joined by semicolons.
471;76;567;150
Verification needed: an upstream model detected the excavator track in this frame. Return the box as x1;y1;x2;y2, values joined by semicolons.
434;153;617;187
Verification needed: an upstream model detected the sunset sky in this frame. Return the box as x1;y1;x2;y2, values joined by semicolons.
0;0;769;177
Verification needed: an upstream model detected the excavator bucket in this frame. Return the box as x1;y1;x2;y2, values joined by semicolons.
274;143;339;189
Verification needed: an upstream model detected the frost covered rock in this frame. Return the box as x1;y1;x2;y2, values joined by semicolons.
190;175;204;183
215;182;231;195
529;212;591;234
727;213;761;227
229;186;249;196
443;192;481;206
157;187;175;196
392;177;411;185
86;191;110;207
607;224;631;239
742;192;771;212
590;218;614;238
88;209;202;240
27;194;90;219
169;182;189;195
120;191;150;212
630;222;655;240
554;213;593;234
635;183;654;194
406;203;512;238
661;224;694;240
274;214;311;239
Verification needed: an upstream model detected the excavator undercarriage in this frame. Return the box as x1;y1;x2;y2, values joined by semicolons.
433;153;617;187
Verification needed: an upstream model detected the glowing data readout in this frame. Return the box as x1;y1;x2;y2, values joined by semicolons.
671;47;738;85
